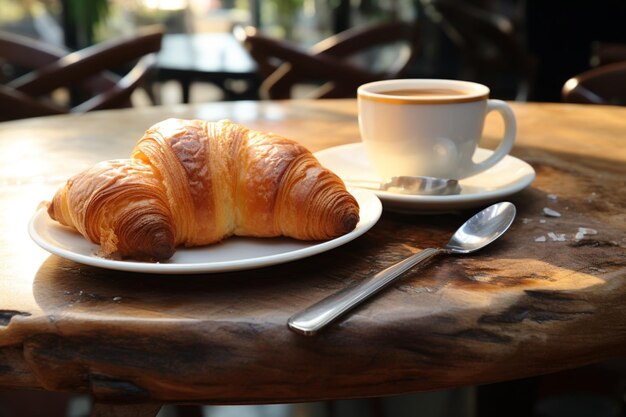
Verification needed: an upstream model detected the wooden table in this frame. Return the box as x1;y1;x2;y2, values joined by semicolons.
156;33;260;103
0;100;624;416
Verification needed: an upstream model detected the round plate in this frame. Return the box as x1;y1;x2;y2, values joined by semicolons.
29;188;381;274
315;143;535;213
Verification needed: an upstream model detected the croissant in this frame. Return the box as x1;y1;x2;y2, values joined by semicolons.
47;119;359;261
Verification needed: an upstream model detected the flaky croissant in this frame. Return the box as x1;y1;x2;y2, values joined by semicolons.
47;119;359;261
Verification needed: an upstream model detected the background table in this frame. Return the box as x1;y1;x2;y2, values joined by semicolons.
155;33;260;102
0;100;624;416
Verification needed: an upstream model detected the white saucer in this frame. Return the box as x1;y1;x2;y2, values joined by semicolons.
29;188;382;274
315;143;535;213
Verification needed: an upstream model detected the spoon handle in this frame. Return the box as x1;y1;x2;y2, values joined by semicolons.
288;247;445;335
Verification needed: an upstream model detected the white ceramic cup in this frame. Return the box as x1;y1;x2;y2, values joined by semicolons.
357;79;516;180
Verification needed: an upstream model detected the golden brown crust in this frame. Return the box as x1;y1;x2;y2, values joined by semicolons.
48;159;175;261
48;119;360;261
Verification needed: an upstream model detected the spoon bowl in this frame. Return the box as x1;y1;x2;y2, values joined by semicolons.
288;202;517;335
447;201;516;253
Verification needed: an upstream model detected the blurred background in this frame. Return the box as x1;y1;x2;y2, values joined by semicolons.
2;0;625;108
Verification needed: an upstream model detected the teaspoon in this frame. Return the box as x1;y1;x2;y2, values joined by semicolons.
288;201;517;336
346;176;461;195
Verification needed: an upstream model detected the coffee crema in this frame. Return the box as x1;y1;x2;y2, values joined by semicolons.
376;88;468;97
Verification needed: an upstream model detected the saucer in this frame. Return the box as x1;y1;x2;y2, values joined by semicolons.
315;143;536;213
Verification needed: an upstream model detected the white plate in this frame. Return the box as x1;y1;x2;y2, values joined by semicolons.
315;143;535;213
29;188;381;274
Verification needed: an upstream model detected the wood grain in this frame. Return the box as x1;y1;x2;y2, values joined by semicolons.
0;100;624;405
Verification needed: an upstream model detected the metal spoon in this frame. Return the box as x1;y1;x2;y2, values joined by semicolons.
346;176;461;195
288;201;516;336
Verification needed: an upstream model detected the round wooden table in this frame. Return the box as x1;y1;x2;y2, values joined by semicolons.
0;100;624;416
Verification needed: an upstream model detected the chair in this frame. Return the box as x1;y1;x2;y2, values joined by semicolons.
422;0;535;101
0;26;164;122
235;21;420;100
561;61;626;105
0;30;70;76
592;41;626;67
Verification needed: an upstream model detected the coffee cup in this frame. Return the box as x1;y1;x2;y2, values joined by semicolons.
357;79;516;180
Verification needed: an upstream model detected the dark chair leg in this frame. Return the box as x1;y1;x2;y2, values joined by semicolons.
175;405;205;417
89;402;161;417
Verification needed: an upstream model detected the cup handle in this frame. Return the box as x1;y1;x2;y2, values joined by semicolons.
466;99;516;177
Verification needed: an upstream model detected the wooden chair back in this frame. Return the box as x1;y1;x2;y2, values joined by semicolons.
562;61;626;105
237;21;420;99
0;31;68;72
0;26;163;121
0;83;66;120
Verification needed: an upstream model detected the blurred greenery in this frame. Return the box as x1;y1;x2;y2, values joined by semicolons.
268;0;304;39
63;0;110;47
